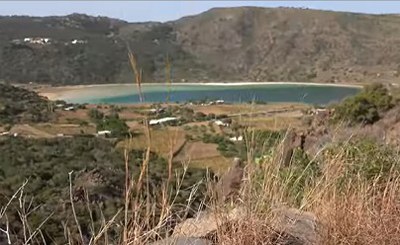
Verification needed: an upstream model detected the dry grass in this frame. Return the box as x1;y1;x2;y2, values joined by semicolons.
207;131;400;245
116;127;186;158
4;113;400;245
9;124;55;138
191;103;308;116
34;123;96;135
237;115;304;130
187;156;232;174
174;141;221;160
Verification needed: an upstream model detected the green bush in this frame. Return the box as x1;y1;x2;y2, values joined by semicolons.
325;139;400;181
333;83;393;125
334;96;379;124
0;137;212;243
96;115;129;137
87;108;104;121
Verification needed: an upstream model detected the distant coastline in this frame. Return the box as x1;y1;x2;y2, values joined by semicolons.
36;81;363;101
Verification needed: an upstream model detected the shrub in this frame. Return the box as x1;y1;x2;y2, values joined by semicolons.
87;108;104;121
97;116;129;137
333;83;393;125
334;96;379;125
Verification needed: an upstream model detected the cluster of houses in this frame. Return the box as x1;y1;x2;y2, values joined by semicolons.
11;37;52;45
24;37;52;45
10;38;88;46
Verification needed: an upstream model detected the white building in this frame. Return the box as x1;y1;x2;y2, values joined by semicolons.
215;100;225;104
97;130;111;136
0;132;9;136
149;117;177;126
149;108;165;114
24;37;51;45
64;106;75;111
229;136;243;142
214;120;229;127
71;39;87;45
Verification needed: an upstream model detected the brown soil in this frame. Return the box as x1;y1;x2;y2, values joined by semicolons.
174;141;222;162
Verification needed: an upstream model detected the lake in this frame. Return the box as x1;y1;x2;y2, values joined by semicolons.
67;83;360;105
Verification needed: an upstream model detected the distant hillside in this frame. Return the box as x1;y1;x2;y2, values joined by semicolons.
2;8;400;85
0;83;54;123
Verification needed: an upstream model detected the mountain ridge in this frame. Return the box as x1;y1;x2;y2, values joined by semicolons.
2;7;400;85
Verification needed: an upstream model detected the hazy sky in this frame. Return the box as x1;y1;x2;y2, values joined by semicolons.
1;1;400;22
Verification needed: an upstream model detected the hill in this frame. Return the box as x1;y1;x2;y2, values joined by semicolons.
0;83;55;123
2;8;400;85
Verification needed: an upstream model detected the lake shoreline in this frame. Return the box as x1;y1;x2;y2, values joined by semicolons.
37;81;363;101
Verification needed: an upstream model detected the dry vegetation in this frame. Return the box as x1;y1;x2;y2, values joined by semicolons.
116;128;186;159
3;128;399;244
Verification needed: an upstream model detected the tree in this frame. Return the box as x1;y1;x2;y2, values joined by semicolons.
97;116;129;137
88;108;104;121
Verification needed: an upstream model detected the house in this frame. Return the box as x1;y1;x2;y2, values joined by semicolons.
214;120;230;127
149;108;165;114
24;37;51;45
229;136;243;142
97;130;111;136
0;132;9;136
64;106;75;111
71;39;87;45
149;117;177;126
309;108;333;117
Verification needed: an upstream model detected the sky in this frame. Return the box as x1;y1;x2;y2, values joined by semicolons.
1;1;400;22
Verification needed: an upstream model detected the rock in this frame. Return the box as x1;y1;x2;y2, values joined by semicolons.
216;157;244;202
281;130;297;167
150;237;211;245
270;207;319;245
172;207;246;238
170;204;318;245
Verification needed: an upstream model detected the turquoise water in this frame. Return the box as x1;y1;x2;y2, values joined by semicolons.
75;84;360;105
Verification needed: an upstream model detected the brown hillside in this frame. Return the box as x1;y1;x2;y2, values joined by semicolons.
2;7;400;84
173;7;400;83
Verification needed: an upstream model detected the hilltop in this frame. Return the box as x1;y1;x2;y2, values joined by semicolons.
2;7;400;84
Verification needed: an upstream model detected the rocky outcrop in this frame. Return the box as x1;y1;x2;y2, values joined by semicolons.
215;157;244;203
150;237;210;245
270;206;319;245
153;205;319;245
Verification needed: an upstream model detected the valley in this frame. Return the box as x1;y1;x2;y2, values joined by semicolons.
2;4;400;245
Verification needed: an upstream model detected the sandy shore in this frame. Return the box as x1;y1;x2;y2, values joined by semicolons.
37;82;363;101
